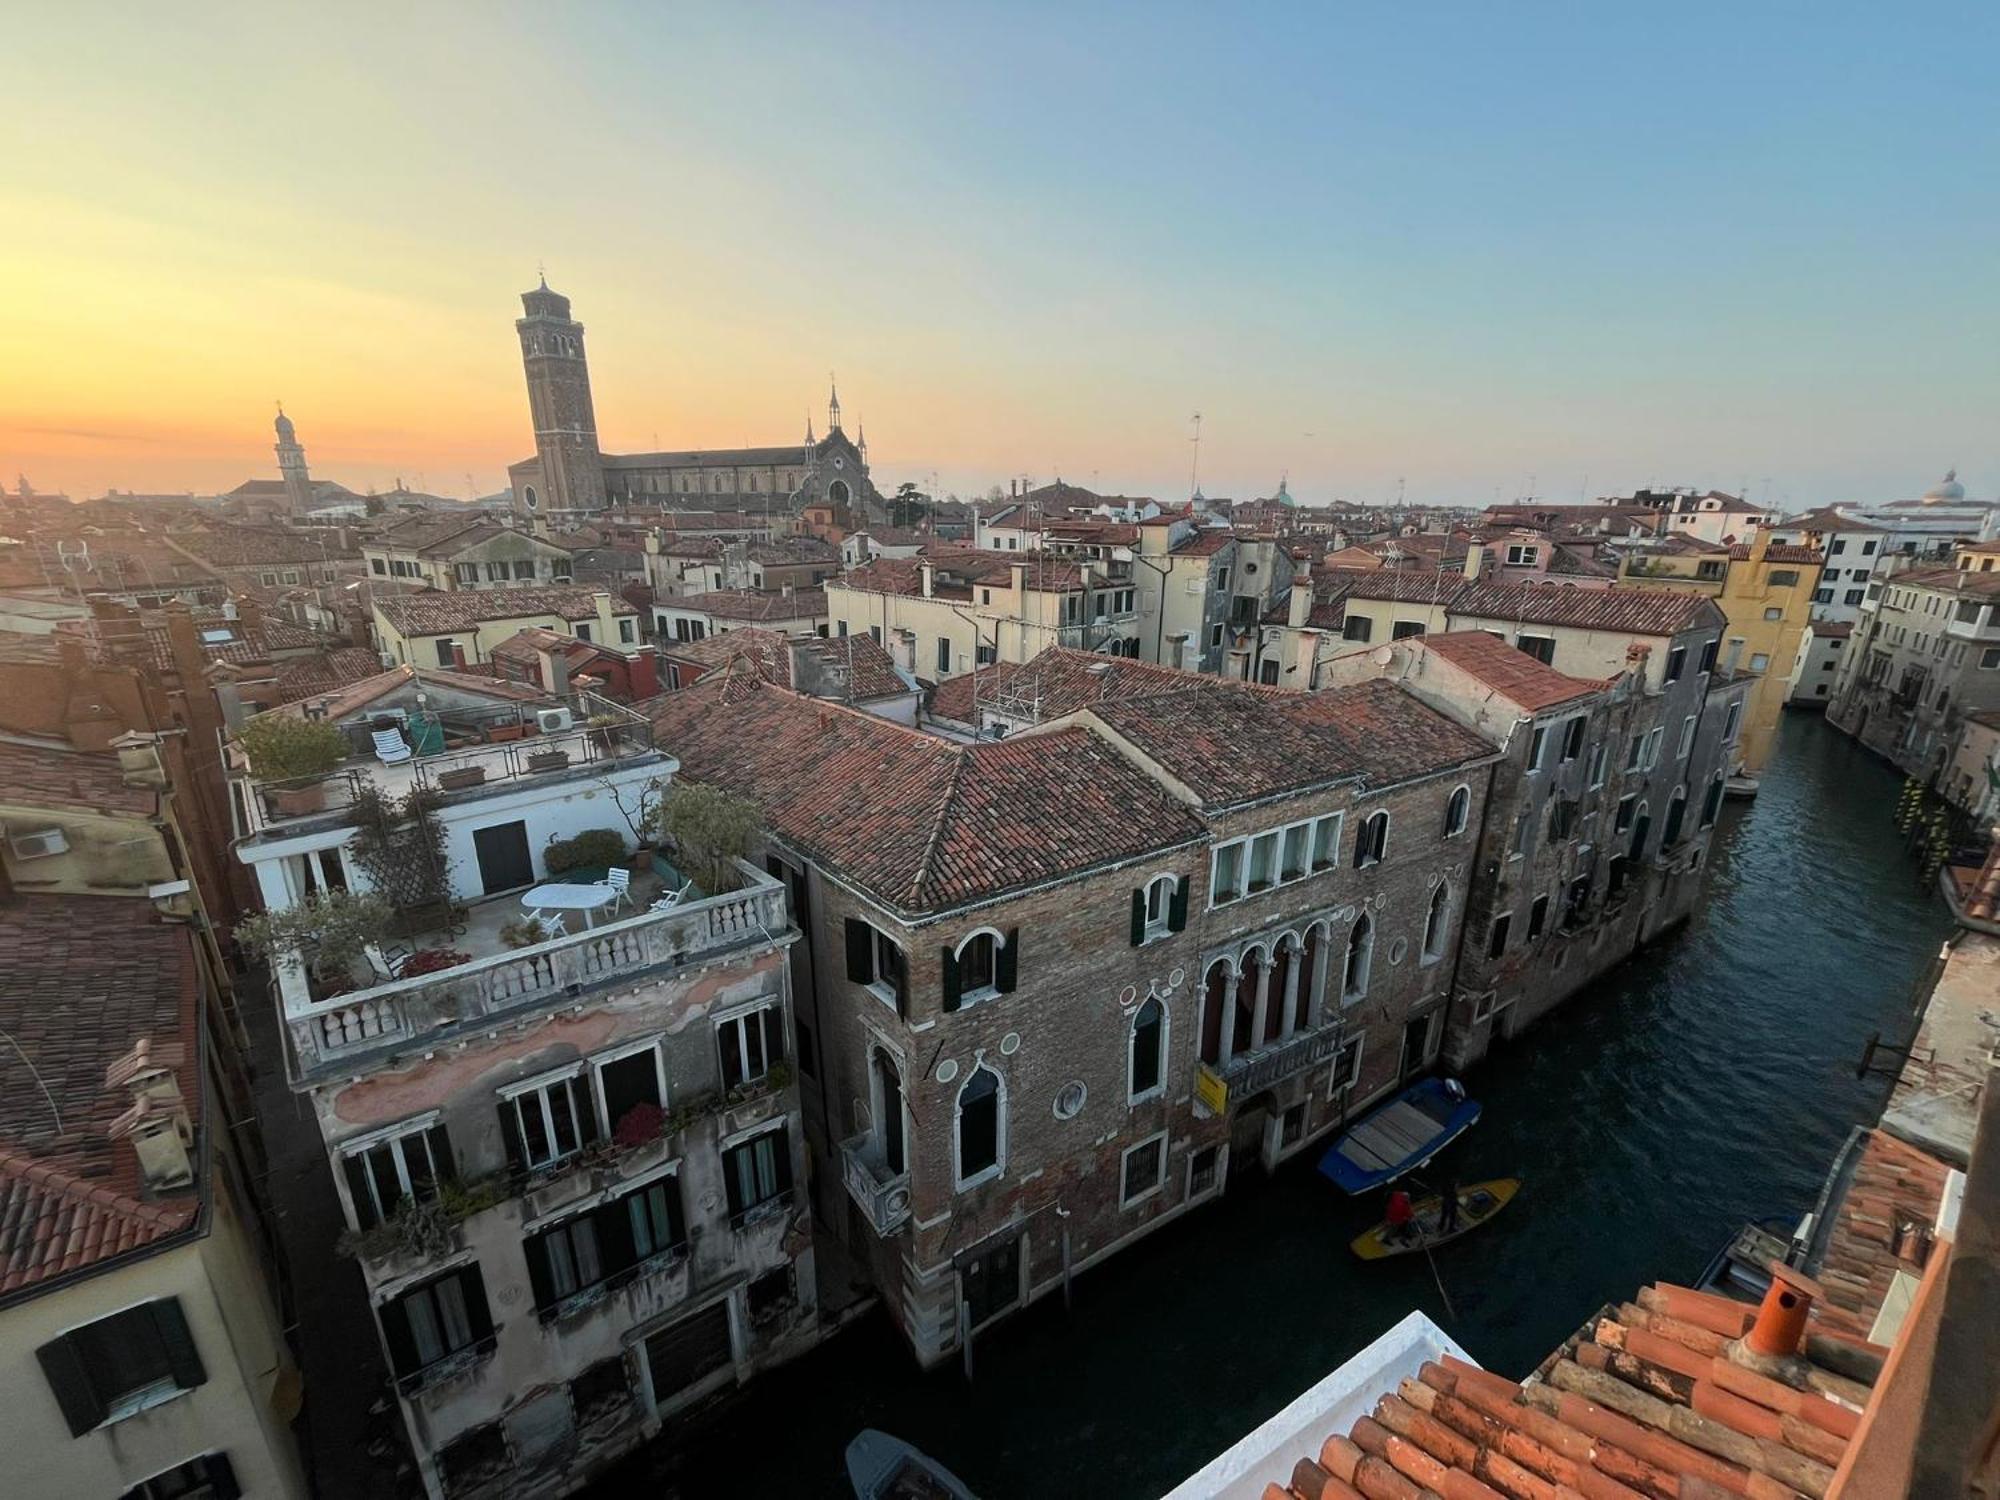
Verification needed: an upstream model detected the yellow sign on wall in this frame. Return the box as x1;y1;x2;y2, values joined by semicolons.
1195;1064;1228;1116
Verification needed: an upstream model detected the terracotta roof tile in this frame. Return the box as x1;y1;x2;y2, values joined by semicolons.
1807;1129;1951;1341
1416;631;1608;712
660;627;911;701
1450;579;1726;636
0;895;202;1297
372;585;631;635
642;674;1205;915
673;587;827;621
161;523;347;567
0;738;157;815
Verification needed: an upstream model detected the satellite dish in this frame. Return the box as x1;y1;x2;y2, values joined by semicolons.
1372;646;1394;665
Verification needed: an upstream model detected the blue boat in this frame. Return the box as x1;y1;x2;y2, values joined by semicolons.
1317;1077;1481;1194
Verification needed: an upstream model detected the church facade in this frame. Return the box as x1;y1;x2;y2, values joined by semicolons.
505;281;883;526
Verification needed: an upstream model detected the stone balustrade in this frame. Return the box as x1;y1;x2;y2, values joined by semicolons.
840;1133;913;1236
285;865;788;1079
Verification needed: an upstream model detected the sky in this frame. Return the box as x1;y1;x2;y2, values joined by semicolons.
4;2;1995;511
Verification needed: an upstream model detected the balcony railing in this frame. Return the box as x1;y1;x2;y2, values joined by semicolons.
839;1133;912;1236
283;864;789;1079
1221;1019;1345;1096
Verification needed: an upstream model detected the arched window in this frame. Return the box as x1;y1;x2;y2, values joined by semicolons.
1423;883;1450;961
1344;914;1374;1000
1443;785;1470;838
1129;998;1166;1102
1662;785;1688;848
1200;961;1229;1066
1699;774;1725;830
948;927;1009;1008
829;479;851;508
1630;800;1652;861
956;1067;1002;1186
870;1048;906;1176
1298;925;1321;1030
1354;810;1390;868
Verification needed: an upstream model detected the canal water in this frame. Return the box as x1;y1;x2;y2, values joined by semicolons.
620;714;1951;1499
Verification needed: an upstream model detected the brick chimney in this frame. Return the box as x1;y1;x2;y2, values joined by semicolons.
104;1038;194;1193
232;592;264;635
1287;561;1314;629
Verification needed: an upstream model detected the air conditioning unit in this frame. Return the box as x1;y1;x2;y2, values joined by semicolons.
8;827;69;860
537;707;574;734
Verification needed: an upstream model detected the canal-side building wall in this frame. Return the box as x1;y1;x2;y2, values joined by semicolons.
643;653;1499;1370
1321;624;1748;1069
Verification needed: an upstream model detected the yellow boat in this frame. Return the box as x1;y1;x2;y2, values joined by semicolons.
1350;1178;1520;1260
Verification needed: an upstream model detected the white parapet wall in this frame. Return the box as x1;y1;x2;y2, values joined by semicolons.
1160;1309;1471;1500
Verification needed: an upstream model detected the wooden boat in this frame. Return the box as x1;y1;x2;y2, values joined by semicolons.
1317;1076;1481;1195
847;1429;978;1500
1351;1178;1520;1260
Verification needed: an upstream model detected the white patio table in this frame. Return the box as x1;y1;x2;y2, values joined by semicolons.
520;882;620;930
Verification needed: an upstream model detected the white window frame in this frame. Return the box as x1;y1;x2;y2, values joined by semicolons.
953;926;1006;1007
1526;723;1549;773
1326;1035;1364;1097
1677;715;1697;759
1641;726;1664;770
862;924;904;1013
1722;699;1743;742
339;1113;445;1228
1587;742;1608;789
1505;543;1539;566
1128;995;1169;1105
1210;812;1341;907
1118;1130;1168;1207
590;1037;668;1134
714;1002;783;1093
1343;913;1374;1002
953;1065;1007;1191
1357;809;1390;867
1443;784;1470;838
500;1062;592;1171
1141;874;1176;942
1422;882;1450;963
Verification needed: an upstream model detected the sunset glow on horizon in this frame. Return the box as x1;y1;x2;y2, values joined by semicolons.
6;2;1995;510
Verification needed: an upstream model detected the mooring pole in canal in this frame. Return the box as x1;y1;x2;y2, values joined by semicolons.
1057;1204;1073;1312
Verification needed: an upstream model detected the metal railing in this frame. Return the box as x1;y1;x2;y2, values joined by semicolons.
1221;1019;1345;1096
283;863;788;1079
839;1133;912;1236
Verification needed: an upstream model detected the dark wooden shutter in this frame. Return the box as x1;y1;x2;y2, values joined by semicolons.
940;946;962;1013
771;1133;795;1193
523;1230;557;1310
203;1456;242;1500
995;928;1019;993
596;1196;638;1277
343;1154;379;1230
843;919;871;983
204;1452;243;1500
426;1123;457;1185
34;1335;103;1437
152;1298;207;1390
890;944;908;1019
460;1265;495;1341
1129;889;1147;946
1168;878;1189;933
571;1076;602;1148
498;1102;527;1177
377;1294;418;1377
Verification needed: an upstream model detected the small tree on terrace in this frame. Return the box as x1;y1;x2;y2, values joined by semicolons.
235;890;395;984
651;782;760;893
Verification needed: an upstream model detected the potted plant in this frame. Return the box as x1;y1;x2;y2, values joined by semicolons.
652;782;761;894
500;915;561;949
528;746;571;773
586;712;623;754
235;890;395;996
435;764;487;791
237;714;350;815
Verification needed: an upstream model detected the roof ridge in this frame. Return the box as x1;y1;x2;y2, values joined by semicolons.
908;747;971;909
0;1145;191;1230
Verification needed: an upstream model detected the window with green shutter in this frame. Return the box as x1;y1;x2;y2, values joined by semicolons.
36;1297;207;1436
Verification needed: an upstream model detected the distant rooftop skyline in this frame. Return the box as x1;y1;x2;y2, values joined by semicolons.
3;3;1993;509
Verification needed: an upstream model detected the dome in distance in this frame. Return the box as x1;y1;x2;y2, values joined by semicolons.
1924;469;1965;503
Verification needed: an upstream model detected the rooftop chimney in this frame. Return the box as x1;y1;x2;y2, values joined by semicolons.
1287;560;1314;629
1463;541;1487;581
104;1038;194;1193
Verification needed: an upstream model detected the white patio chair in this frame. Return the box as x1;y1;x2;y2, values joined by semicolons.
599;865;633;914
650;879;693;912
538;912;567;937
371;727;413;765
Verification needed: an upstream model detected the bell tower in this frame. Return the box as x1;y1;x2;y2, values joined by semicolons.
516;278;605;517
274;405;312;516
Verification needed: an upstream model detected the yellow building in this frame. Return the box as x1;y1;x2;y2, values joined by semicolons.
0;895;307;1500
825;551;1140;679
362;515;575;591
371;585;640;669
1618;529;1822;775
